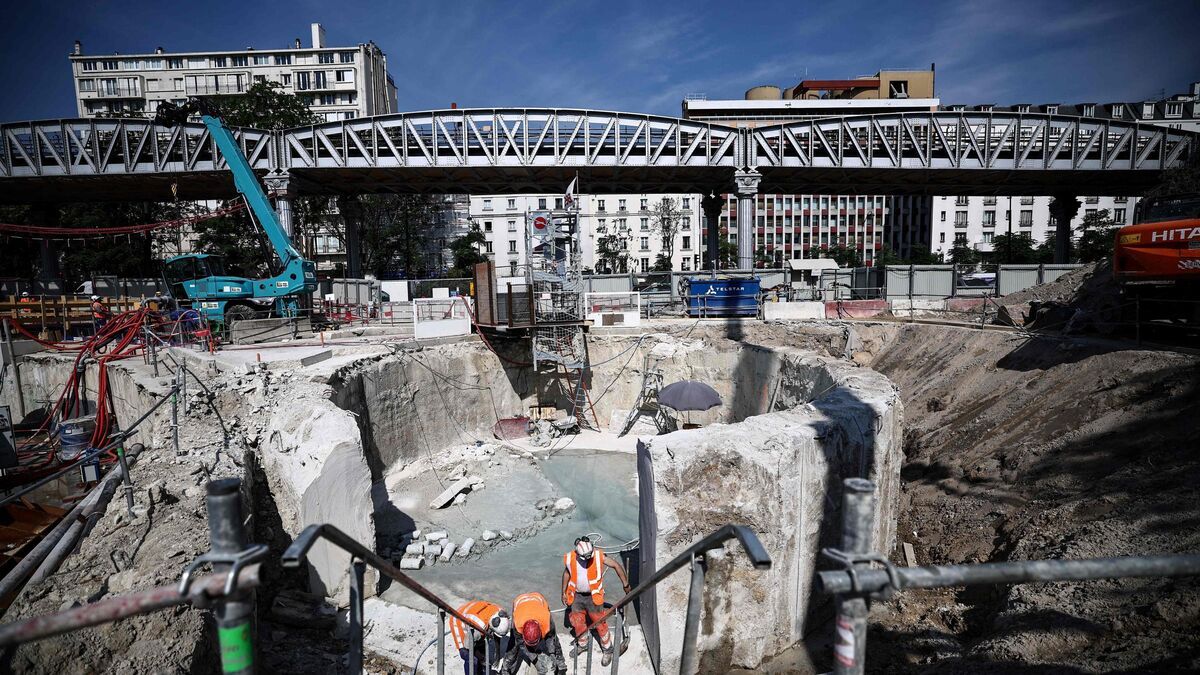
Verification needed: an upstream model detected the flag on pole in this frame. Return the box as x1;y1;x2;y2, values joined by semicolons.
564;175;578;210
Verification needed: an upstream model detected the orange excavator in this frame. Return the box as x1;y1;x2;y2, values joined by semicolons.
1113;193;1200;331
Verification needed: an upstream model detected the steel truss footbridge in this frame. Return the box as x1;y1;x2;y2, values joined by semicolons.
2;107;1196;265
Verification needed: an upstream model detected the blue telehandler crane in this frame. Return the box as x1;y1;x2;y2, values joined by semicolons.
153;98;316;324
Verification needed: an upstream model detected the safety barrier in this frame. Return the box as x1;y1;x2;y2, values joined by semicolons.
585;292;641;327
818;478;1200;675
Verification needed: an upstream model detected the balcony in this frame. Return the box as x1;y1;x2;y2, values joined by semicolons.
91;86;142;99
185;83;246;96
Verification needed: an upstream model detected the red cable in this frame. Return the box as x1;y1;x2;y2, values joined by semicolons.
0;203;247;238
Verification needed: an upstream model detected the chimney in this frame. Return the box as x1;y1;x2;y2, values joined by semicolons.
155;46;164;54
311;23;326;49
450;102;457;110
295;38;302;49
73;40;82;55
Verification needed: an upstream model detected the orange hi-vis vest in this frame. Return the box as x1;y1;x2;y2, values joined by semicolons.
450;600;500;651
512;592;551;638
563;550;606;604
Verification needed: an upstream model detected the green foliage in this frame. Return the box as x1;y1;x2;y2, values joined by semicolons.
818;244;864;268
1145;165;1200;198
988;232;1040;264
1075;208;1118;263
448;224;488;278
906;246;944;265
649;197;683;270
354;194;442;278
652;253;673;272
211;81;319;130
717;229;737;269
947;241;980;266
874;245;904;268
596;231;631;273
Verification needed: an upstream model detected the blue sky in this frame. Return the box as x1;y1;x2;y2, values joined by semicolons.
2;0;1198;121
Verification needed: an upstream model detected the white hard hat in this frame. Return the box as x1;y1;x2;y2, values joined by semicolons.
490;610;511;637
90;295;100;301
575;537;595;559
20;291;29;297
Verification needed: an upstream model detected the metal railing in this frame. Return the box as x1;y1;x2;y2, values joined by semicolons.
818;478;1200;674
282;523;491;675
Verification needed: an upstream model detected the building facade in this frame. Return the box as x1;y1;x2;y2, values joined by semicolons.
467;193;703;276
69;23;397;121
683;69;940;265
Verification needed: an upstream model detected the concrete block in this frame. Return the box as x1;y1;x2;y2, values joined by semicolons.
425;530;448;542
404;543;424;556
429;477;475;509
499;530;512;540
439;543;456;561
553;497;575;513
457;538;475;557
425;544;442;557
399;556;424;570
298;349;332;367
452;493;466;506
481;530;497;541
762;301;825;321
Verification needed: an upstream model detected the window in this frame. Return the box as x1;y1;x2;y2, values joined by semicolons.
955;233;967;244
211;57;226;68
507;198;516;210
1045;105;1059;115
1020;210;1033;226
507;220;516;232
508;240;517;253
954;211;968;227
1111;105;1124;119
955;196;969;206
640;218;648;231
982;232;994;244
314;71;328;88
597;200;606;212
1166;102;1184;118
336;69;351;83
596;219;606;232
889;80;909;98
939;232;946;243
682;258;691;271
340;51;355;63
639;237;649;251
483;221;492;232
319;94;335;105
275;55;291;65
231;55;248;67
983;196;997;206
78;79;95;92
640;198;648;210
253;75;266;84
484;241;493;253
102;60;118;70
1114;196;1128;203
640;258;649;273
318;52;334;64
682;235;691;250
82;61;97;72
280;74;292;86
940;211;946;222
617;199;626;211
1016;104;1031;113
1083;104;1096;117
482;198;492;210
555;198;563;209
98;78;118;95
253;55;270;65
1085;208;1097;218
983;211;996;227
296;72;312;90
1085;196;1099;204
1142;103;1154;119
682;197;690;209
1115;208;1126;222
538;198;546;209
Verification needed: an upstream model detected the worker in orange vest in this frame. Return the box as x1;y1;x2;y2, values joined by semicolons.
561;536;630;667
504;592;566;675
90;295;111;332
448;600;511;674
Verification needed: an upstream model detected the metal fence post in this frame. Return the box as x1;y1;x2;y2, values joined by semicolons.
116;443;135;516
833;478;876;675
679;552;707;675
467;627;475;675
171;369;181;456
610;606;623;675
437;609;446;675
207;478;256;675
180;363;188;415
349;559;365;675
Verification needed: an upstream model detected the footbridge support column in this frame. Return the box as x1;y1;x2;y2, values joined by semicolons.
702;193;727;271
1049;195;1080;264
734;169;761;271
337;195;364;279
263;171;296;240
30;204;60;282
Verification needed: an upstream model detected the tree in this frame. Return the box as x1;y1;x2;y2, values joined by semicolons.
212;81;319;130
354;194;442;278
1145;165;1200;197
947;241;980;267
907;246;944;265
819;244;864;268
448;225;488;278
1075;208;1118;263
649;197;684;271
874;245;904;268
988;232;1039;264
596;229;631;274
718;228;737;269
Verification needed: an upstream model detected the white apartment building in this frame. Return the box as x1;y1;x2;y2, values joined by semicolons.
468;194;703;275
69;23;396;121
931;195;1135;258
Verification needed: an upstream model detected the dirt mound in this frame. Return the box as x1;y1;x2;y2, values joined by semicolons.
847;323;1200;673
994;262;1124;333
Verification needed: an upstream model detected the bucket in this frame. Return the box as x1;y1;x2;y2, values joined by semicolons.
58;415;96;462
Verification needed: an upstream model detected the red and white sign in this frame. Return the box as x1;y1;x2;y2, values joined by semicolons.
532;215;549;230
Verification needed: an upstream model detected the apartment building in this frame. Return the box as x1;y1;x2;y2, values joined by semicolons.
69;23;396;121
468;193;703;275
930;79;1200;258
683;68;940;265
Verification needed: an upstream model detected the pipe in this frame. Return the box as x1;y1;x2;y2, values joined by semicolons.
0;564;261;646
679;553;707;675
833;478;875;675
27;443;143;585
2;319;27;420
206;478;256;675
817;553;1200;596
0;446;142;600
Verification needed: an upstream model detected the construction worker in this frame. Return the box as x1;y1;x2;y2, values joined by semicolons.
504;592;566;675
561;536;630;667
449;600;511;674
90;295;111;333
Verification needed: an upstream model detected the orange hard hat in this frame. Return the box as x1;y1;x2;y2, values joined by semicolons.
521;619;542;646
